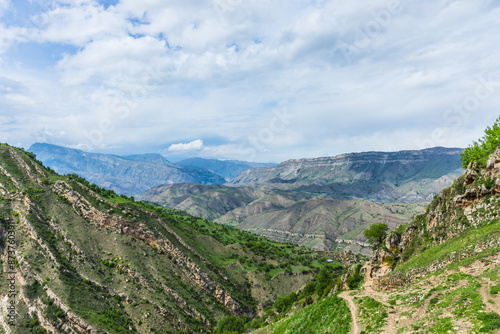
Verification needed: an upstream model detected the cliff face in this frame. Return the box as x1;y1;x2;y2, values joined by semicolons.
230;147;463;202
368;148;500;290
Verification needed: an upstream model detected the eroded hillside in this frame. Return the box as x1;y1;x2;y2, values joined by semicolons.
0;144;355;333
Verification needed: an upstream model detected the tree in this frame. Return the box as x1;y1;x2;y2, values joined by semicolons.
461;116;500;168
363;223;389;250
214;315;245;334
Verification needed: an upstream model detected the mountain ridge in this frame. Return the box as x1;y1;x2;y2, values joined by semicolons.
29;143;227;196
178;157;276;182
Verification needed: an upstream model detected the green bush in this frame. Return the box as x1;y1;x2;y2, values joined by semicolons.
346;264;362;290
478;312;500;332
214;315;245;334
461;117;500;168
489;285;500;295
364;223;389;250
274;292;298;312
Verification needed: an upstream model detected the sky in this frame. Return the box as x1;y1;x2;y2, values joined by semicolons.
0;0;500;163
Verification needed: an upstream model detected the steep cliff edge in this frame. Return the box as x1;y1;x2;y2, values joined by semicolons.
230;147;463;202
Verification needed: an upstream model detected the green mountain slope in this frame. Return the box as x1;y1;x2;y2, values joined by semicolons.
329;128;500;332
0;144;358;333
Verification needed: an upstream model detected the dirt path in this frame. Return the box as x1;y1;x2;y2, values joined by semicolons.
479;279;500;314
338;291;360;334
338;264;469;334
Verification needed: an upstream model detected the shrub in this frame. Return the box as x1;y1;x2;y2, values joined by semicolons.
346;264;362;289
489;285;500;295
478;312;500;332
214;315;245;334
461;117;500;168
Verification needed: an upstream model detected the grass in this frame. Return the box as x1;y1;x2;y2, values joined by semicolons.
255;294;351;334
355;296;388;333
394;219;500;275
426;317;454;333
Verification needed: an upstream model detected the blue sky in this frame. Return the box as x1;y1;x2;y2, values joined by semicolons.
1;0;500;162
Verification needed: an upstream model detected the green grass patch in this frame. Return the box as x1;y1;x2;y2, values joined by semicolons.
256;294;351;334
394;220;500;274
356;296;388;333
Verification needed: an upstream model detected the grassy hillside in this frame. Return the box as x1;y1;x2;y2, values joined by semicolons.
253;294;351;334
0;143;360;333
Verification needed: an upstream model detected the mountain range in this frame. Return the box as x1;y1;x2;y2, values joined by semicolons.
29;143;272;196
140;147;464;254
230;147;464;202
3;138;500;333
29;143;464;254
177;158;276;182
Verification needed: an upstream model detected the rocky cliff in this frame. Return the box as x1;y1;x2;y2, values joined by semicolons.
367;147;500;290
231;147;463;202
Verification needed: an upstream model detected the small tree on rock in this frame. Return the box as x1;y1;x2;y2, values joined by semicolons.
364;223;389;250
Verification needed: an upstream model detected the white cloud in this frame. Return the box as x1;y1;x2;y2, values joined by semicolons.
168;139;204;152
0;1;500;161
0;0;9;15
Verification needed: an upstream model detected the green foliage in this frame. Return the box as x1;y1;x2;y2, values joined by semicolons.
429;296;439;305
383;254;397;268
478;312;500;332
364;223;389;250
301;281;316;297
24;312;46;333
356;296;387;333
257;294;351;334
461;116;500;168
427;317;453;333
274;292;298;313
24;280;42;299
346;264;362;289
489;284;500;295
214;315;246;334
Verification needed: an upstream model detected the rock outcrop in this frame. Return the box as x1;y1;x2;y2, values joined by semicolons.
367;148;500;290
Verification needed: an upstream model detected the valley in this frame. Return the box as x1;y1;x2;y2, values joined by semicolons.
0;144;360;333
140;147;463;254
